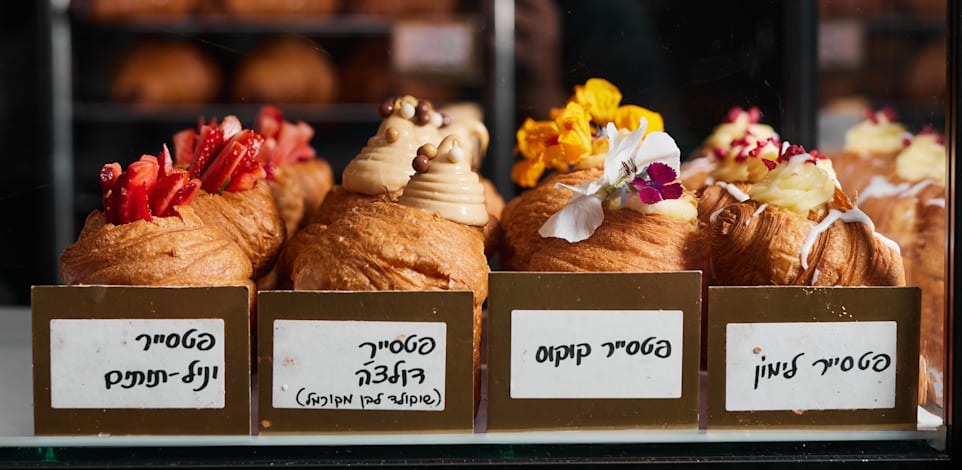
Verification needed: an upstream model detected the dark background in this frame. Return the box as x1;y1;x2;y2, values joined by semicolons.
1;0;801;305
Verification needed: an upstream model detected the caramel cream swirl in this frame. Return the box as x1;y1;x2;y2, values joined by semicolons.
398;135;489;226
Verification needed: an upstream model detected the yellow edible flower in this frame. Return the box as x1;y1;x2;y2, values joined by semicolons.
615;105;663;134
573;78;622;125
512;158;546;188
552;102;593;165
515;118;557;161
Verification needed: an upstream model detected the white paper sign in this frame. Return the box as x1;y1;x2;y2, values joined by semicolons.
510;310;683;399
272;320;446;411
392;22;473;71
49;319;225;409
725;321;897;411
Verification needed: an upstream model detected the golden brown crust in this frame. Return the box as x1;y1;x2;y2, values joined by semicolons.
528;210;701;273
859;178;946;406
310;185;401;226
710;201;905;286
269;158;335;236
191;180;286;278
831;150;899;194
59;206;253;286
291;158;335;224
696;181;751;225
499;169;603;271
679;156;716;192
276;221;329;290
290;201;488;387
269;167;306;237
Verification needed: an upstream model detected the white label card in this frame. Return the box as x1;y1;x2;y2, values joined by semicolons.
725;321;897;411
392;22;473;71
49;319;226;409
272;320;446;411
510;310;683;399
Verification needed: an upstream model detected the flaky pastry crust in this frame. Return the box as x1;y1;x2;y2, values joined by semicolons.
710;201;905;286
191;180;286;278
499;169;603;270
60;206;253;286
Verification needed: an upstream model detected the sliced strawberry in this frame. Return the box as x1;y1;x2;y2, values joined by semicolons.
156;144;174;177
220;115;243;141
107;157;159;224
173;129;197;168
150;171;188;217
202;141;247;193
170;178;201;208
226;170;263;192
100;163;122;194
256;105;283;139
189;124;224;178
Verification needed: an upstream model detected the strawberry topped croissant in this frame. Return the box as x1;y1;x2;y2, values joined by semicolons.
174;115;286;279
253;105;334;236
60;148;253;287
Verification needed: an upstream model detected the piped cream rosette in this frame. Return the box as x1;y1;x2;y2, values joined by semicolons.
398;135;489;227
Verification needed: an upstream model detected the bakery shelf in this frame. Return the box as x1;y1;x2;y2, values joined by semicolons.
0;306;947;454
72;102;384;124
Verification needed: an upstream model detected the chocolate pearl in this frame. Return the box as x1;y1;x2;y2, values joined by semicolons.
418;143;437;158
414;111;431;125
412;155;431;173
379;99;395;117
385;127;400;143
416;100;431;114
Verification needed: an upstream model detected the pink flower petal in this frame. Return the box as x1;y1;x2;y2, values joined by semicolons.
638;186;663;204
660;182;683;200
646;162;677;186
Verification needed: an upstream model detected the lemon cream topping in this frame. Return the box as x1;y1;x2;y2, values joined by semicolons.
749;153;835;215
895;132;946;184
843;109;908;155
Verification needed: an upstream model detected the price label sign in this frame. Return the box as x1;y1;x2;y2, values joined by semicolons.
510;310;683;399
31;285;251;436
272;320;446;411
487;272;702;431
392;20;477;75
257;290;475;433
725;321;896;411
50;319;225;409
708;286;920;429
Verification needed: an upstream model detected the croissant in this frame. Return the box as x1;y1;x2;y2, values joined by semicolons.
191;180;286;279
528;209;701;272
60;206;253;288
710;196;905;287
830;108;908;193
856;130;947;407
499;169;602;270
292;137;489;394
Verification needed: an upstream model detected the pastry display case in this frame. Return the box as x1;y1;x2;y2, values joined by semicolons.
0;0;958;467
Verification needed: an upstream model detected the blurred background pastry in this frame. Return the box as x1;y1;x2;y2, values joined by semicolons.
110;39;222;107
219;0;341;17
233;36;339;104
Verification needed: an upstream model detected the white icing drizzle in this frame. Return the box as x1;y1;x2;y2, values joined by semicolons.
903;179;935;198
811;268;820;285
927;198;946;207
716;181;750;202
858;176;936;205
799;207;899;270
709;207;725;224
747;203;768;225
858;176;908;204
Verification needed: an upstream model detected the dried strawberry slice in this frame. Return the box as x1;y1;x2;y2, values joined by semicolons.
189;123;224;179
